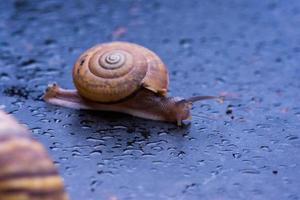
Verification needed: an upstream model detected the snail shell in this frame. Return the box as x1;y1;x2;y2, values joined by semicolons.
73;42;169;102
0;110;68;200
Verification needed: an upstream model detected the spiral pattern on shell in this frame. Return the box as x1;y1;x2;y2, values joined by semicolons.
0;110;68;200
73;42;169;103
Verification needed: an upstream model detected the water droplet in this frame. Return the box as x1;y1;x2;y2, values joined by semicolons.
71;149;81;157
179;38;193;48
90;178;102;192
90;150;102;156
260;145;272;152
39;118;51;123
54;118;61;123
232;153;241;159
240;169;260;174
243;128;255;133
286;135;298;141
0;72;10;81
256;123;271;129
86;137;104;143
31;127;42;135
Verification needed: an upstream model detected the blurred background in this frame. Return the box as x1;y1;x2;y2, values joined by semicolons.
0;0;300;200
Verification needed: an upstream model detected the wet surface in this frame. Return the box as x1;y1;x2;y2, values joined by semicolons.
1;0;300;199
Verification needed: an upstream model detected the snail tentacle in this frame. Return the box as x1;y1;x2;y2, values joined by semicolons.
185;95;221;103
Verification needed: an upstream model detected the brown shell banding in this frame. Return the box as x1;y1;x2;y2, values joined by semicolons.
89;49;135;79
0;110;68;200
73;41;169;103
99;50;126;69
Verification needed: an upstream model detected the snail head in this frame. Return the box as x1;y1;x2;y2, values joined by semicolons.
173;95;224;126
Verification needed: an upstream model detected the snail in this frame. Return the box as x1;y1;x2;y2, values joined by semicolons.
43;42;221;125
0;110;68;200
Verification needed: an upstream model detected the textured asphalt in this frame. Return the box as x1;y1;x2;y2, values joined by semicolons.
0;1;300;200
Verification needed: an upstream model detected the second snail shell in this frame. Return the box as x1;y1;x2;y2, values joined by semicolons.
73;42;169;103
0;110;68;200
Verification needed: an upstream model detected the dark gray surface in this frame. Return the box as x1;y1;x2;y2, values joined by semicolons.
1;0;300;200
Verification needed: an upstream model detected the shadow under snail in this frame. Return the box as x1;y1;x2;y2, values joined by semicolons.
44;42;221;125
0;110;68;200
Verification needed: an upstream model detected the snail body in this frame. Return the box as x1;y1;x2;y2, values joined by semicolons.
0;110;68;200
44;42;219;125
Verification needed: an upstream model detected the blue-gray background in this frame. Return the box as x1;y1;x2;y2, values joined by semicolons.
0;0;299;200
